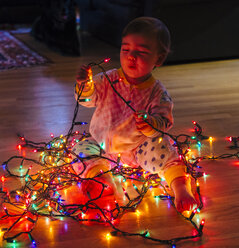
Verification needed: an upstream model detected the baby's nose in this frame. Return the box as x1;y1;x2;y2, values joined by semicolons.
128;50;137;60
128;54;136;61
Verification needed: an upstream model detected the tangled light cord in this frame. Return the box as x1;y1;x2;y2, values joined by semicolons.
0;59;238;247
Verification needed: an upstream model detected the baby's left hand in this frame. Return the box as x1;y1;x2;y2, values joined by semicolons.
134;110;153;134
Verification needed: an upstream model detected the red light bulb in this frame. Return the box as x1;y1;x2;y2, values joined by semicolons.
1;176;6;182
104;58;111;63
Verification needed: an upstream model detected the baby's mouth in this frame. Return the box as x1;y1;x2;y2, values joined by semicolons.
128;64;136;69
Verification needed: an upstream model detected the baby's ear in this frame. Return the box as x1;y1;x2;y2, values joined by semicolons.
155;54;166;67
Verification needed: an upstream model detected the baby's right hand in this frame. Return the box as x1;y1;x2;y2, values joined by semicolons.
76;65;93;92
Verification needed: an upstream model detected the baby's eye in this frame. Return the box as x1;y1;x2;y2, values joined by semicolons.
122;49;129;52
138;51;148;55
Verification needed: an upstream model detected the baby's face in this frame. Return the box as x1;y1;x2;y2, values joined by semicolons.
120;33;161;84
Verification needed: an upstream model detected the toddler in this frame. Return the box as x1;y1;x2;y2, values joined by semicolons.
73;17;197;212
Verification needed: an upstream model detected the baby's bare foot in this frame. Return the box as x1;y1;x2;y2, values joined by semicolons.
171;177;198;212
93;173;126;205
110;177;127;206
174;189;198;212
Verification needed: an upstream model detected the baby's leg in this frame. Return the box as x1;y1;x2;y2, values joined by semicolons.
71;137;101;175
98;172;125;205
71;138;125;204
81;164;125;205
135;136;197;212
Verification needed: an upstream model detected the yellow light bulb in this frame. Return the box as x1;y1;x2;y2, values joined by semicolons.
105;233;111;240
183;210;190;218
209;137;213;142
136;210;141;216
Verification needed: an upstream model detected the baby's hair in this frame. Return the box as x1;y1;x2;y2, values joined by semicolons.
122;16;171;63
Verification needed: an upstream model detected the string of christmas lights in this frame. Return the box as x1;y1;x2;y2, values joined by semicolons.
0;58;238;248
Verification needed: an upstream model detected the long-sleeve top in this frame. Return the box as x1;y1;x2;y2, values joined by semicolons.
74;68;174;154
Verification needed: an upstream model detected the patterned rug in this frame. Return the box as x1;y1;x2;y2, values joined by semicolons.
0;31;50;71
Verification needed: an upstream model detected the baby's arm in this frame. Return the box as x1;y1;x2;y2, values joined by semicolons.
134;87;174;137
148;89;174;133
75;65;95;97
74;65;109;107
134;110;158;136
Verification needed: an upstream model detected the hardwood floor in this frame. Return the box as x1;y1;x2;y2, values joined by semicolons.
0;32;239;248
